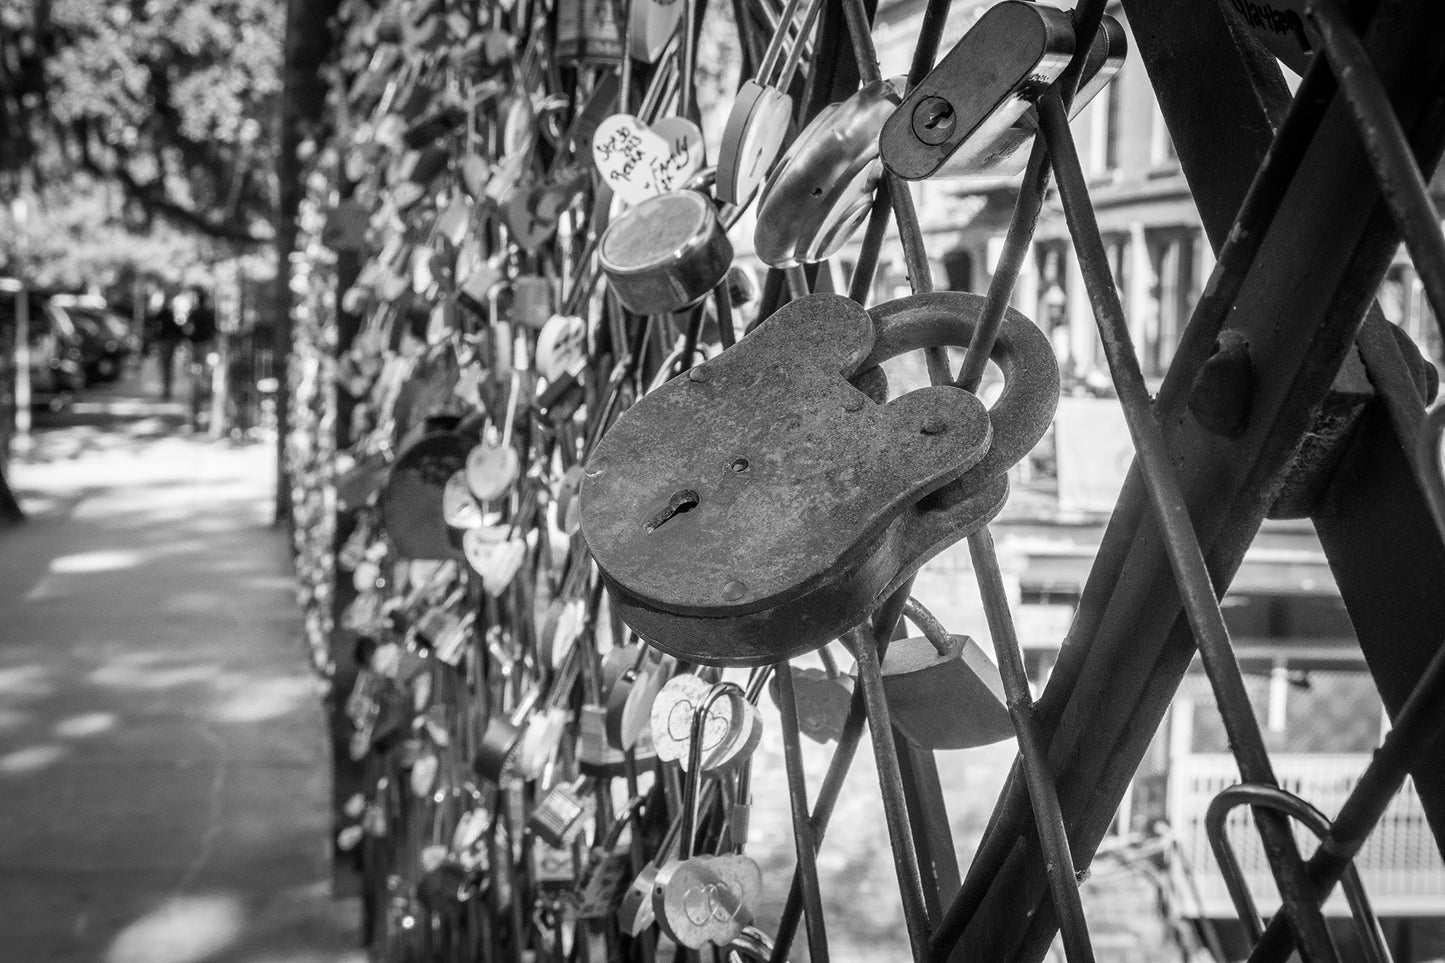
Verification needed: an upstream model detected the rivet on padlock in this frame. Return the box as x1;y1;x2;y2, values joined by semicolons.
875;597;1013;750
599;189;733;315
652;683;763;949
583;290;1059;666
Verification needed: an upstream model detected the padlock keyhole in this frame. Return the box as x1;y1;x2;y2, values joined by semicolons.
646;489;700;533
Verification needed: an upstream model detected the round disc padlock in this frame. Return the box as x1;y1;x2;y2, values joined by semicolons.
599;190;733;315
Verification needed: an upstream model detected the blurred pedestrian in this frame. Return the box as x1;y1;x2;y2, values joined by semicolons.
151;293;184;401
187;289;217;352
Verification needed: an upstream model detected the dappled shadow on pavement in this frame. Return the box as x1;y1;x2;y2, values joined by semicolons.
0;366;363;963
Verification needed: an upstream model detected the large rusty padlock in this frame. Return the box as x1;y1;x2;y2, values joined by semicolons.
881;2;1127;180
581;291;1057;665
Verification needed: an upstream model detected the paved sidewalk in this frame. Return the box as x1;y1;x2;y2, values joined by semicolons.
0;369;362;963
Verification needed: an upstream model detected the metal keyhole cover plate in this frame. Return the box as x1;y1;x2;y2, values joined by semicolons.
581;293;993;665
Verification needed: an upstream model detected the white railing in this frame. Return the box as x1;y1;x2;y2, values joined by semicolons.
1169;753;1445;917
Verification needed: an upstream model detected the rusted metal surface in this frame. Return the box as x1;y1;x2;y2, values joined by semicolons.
944;0;1445;958
581;291;1056;666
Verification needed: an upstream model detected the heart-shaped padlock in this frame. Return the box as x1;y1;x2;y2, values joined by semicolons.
652;682;763;948
627;0;685;62
465;439;520;502
582;291;1057;665
770;663;853;744
591;114;705;206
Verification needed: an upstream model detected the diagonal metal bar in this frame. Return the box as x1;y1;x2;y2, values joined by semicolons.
967;527;1095;963
1308;0;1445;330
774;661;832;963
1035;87;1339;961
954;0;1109;393
947;0;1445;957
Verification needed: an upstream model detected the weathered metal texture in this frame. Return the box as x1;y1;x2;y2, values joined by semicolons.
946;0;1445;959
581;291;1057;666
1313;313;1445;845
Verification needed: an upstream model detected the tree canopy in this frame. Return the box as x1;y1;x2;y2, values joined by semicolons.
1;0;283;286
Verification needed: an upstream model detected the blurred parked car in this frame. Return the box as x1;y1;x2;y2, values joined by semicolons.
0;286;87;402
50;296;138;383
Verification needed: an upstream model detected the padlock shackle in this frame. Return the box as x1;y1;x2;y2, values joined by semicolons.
902;596;955;657
864;291;1059;487
681;682;746;859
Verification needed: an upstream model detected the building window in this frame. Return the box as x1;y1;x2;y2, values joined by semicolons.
1103;73;1123;172
1143;230;1198;378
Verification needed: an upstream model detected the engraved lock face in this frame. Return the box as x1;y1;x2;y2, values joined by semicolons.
653;853;763;949
879;633;1013;750
592;114;706;206
600;190;733;315
648;674;758;772
581;293;993;665
754;78;906;268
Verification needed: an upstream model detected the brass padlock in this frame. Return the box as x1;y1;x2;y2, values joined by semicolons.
873;599;1012;750
582;291;1057;666
599;190;733;315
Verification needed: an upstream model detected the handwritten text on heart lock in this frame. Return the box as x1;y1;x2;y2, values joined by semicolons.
592;114;704;205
